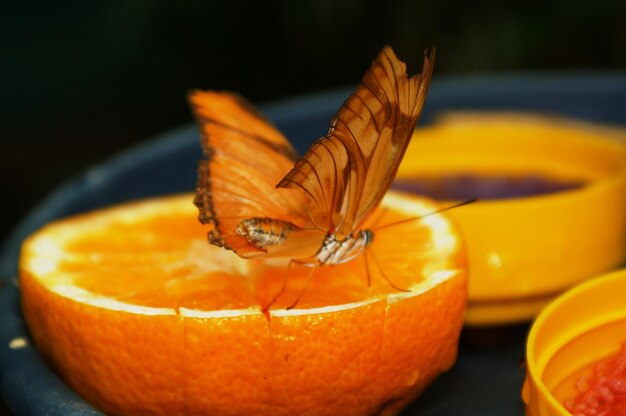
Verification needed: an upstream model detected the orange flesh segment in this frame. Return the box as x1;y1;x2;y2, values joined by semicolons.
48;194;457;311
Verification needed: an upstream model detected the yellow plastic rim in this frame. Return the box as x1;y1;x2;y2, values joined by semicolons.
397;113;626;325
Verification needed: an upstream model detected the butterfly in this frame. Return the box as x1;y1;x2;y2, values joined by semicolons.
189;46;435;302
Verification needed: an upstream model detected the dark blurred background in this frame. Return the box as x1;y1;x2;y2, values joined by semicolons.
2;0;626;242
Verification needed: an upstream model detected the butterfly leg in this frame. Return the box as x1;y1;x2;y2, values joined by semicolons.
368;206;390;230
363;249;372;287
261;259;315;313
286;261;318;310
366;247;411;292
261;260;294;313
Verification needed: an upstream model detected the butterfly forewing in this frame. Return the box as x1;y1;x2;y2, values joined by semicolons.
277;46;435;238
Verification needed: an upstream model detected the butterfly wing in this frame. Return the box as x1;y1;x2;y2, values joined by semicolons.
277;46;435;238
189;91;324;258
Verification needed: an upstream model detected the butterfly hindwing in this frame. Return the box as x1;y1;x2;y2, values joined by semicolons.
189;91;322;258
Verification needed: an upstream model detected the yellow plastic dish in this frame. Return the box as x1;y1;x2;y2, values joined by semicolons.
522;268;626;415
396;112;626;325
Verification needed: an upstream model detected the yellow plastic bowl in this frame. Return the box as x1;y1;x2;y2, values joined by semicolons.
522;268;626;415
396;113;626;325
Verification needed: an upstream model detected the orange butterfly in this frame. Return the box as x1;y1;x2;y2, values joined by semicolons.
189;46;435;301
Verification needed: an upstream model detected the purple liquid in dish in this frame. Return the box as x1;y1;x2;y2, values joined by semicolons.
393;174;586;200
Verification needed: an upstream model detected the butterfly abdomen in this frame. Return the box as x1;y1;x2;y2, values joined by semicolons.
237;218;297;248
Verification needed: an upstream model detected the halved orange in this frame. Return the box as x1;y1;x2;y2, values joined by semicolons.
19;191;467;416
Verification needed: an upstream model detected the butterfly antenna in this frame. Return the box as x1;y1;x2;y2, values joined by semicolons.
371;199;477;232
368;206;390;230
286;264;318;310
366;247;411;292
